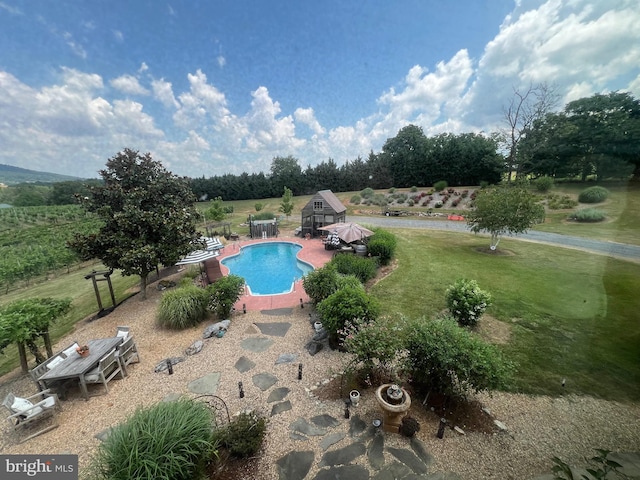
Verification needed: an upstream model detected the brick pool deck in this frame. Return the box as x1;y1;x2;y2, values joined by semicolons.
215;235;334;311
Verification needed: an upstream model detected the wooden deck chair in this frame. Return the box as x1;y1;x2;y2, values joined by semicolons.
3;389;61;443
116;336;140;377
83;349;124;395
115;326;130;339
29;351;75;399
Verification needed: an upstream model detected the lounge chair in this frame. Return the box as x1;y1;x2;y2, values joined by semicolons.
3;389;61;443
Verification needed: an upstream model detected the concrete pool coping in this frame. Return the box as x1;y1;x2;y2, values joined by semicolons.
215;236;334;311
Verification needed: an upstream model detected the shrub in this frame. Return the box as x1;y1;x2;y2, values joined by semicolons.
407;199;414;206
372;193;389;206
547;194;578;210
360;187;375;199
340;315;404;377
350;194;361;205
217;411;268;459
317;287;380;343
445;279;492;328
336;274;365;291
388;187;396;193
399;417;420;437
578;186;610;203
535;176;554;192
434;180;448;192
402;316;515;398
157;285;210;329
89;399;217;480
367;229;397;266
207;274;245;319
254;202;263;211
330;254;378;284
302;264;341;304
569;208;606;223
410;186;418;192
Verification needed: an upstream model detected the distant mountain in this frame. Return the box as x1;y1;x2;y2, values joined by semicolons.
0;163;84;185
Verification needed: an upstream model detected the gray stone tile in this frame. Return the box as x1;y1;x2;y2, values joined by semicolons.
372;460;412;480
187;372;220;395
241;336;274;353
320;432;346;451
275;353;298;364
311;414;340;428
290;417;327;437
271;400;292;417
255;322;292;337
252;372;278;391
319;442;367;467
368;433;385;470
267;387;290;403
234;356;256;373
410;437;434;468
313;464;369;480
276;450;314;480
349;415;367;437
387;447;429;475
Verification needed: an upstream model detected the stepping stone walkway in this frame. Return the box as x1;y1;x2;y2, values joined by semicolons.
252;372;278;391
241;336;274;352
187;372;220;395
234;356;256;373
267;387;290;403
255;322;292;337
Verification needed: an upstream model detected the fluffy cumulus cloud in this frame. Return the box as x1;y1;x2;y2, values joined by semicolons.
110;74;150;96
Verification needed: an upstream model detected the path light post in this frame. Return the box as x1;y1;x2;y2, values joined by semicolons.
166;359;173;375
437;417;447;439
298;363;303;380
238;381;244;398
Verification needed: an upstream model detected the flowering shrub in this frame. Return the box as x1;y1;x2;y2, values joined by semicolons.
445;279;492;327
339;316;405;376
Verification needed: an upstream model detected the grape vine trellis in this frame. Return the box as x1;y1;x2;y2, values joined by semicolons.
0;205;102;293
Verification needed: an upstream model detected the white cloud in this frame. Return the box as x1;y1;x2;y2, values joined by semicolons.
62;31;87;59
0;2;22;15
110;75;150;96
113;30;124;42
173;69;230;128
138;62;149;74
217;55;226;68
294;107;325;136
152;78;179;109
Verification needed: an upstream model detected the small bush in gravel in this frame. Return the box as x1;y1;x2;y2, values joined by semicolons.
578;186;610;203
303;264;341;304
410;186;418;192
535;176;554;192
569;208;606;223
157;285;209;329
330;254;378;284
350;194;361;205
317;287;380;346
89;399;217;480
207;274;245;319
217;411;268;459
399;416;421;437
445;279;492;328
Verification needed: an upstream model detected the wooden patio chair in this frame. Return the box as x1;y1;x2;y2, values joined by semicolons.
29;347;77;399
83;349;124;395
3;389;61;443
116;335;140;377
115;326;130;339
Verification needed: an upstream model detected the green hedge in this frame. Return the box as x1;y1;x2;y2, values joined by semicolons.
367;229;397;266
331;254;378;284
569;208;606;223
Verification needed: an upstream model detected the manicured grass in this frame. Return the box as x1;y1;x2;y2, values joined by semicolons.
0;263;139;377
369;229;640;402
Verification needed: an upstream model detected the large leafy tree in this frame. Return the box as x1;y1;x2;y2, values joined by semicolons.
467;185;545;251
0;297;72;370
270;156;303;196
68;149;201;300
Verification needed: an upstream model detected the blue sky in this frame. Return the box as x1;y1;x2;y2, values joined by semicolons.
1;0;638;179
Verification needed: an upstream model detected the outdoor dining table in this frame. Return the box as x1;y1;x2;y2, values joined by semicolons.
38;336;123;401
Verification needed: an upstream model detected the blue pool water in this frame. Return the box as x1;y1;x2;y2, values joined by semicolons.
221;242;313;295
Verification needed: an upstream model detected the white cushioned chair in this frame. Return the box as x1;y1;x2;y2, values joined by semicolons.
84;349;124;395
116;335;140;377
2;390;61;443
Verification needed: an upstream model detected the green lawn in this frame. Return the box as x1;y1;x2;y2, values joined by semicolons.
369;229;640;402
0;264;139;376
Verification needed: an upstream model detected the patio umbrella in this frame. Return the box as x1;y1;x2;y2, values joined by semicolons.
175;249;220;266
318;222;374;244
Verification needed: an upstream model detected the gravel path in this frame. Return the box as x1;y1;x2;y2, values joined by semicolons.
349;215;640;262
1;268;639;479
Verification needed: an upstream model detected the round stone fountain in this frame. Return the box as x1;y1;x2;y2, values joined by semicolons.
374;384;411;433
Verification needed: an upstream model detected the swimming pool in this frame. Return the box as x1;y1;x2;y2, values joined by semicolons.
221;242;314;295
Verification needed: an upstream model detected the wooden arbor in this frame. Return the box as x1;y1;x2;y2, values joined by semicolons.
84;269;116;316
